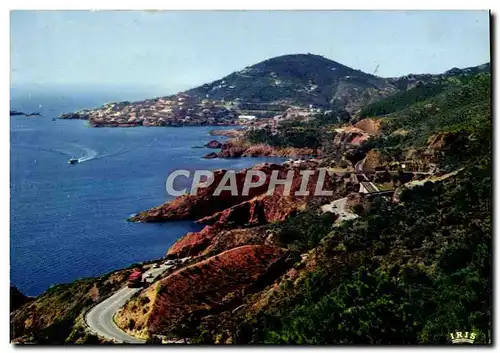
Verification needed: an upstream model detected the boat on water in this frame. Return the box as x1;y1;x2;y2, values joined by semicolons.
68;159;79;164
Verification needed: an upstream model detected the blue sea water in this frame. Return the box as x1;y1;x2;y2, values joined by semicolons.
10;89;284;296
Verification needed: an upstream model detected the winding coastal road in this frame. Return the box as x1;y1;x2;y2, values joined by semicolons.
85;260;186;344
321;197;359;222
86;286;145;343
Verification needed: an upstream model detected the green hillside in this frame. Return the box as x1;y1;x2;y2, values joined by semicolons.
363;72;491;170
187;70;492;345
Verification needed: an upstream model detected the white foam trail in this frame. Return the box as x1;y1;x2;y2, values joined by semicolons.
92;145;130;161
77;146;98;162
14;143;100;163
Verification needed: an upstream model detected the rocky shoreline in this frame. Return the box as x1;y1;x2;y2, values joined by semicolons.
209;129;245;138
202;138;318;159
10;110;41;117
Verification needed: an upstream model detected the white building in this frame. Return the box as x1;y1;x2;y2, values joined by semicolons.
238;115;257;121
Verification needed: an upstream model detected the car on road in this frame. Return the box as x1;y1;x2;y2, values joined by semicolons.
153;263;160;269
146;273;153;278
127;270;143;288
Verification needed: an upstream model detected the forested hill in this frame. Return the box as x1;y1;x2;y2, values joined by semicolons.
181;53;489;114
182;53;393;110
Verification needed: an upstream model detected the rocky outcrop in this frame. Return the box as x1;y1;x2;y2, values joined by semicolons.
129;163;290;222
10;286;33;312
216;145;247;158
333;126;371;147
354;118;383;135
198;194;305;227
242;144;317;158
352;131;464;175
205;140;223;148
204;140;318;159
323;126;375;168
202;152;218;159
167;195;306;258
10;111;41;117
115;245;288;337
166;166;356;258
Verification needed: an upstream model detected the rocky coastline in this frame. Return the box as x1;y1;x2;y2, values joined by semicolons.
11;115;444;344
202;138;318;159
10;110;41;117
129;159;357;254
209;129;245;138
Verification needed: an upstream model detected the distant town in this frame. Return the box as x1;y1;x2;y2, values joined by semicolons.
59;92;326;129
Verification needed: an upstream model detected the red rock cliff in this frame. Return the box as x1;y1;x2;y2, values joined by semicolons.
129;163;288;222
138;245;287;335
167;167;353;258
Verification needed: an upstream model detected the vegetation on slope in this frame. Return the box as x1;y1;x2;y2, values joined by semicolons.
246;122;323;149
358;81;447;118
268;210;336;253
245;108;351;149
180;70;492;345
184;53;390;108
364;73;490;149
202;156;491;344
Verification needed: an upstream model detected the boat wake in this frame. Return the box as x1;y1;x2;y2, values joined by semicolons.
77;146;98;163
13;143;130;164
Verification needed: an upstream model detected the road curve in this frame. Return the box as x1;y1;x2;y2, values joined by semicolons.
321;197;359;222
86;286;145;343
85;261;180;343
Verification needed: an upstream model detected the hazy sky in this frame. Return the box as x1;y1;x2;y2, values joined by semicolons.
11;10;490;95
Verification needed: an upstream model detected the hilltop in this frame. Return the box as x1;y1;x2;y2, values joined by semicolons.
59;54;489;127
183;54;490;112
182;53;394;111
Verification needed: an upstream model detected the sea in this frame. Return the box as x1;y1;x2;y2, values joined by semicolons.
10;87;284;296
